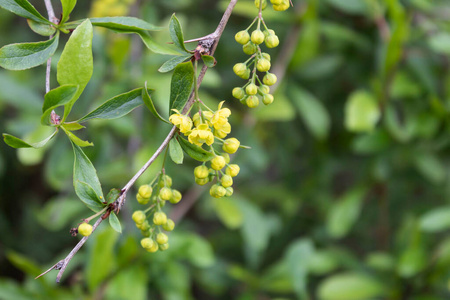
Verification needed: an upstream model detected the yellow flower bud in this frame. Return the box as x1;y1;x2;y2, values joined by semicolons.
263;73;277;86
78;222;93;236
138;184;152;199
156;233;168;244
251;29;265;45
223;138;240;154
141;237;154;249
257;58;271;72
153;211;167;225
169;189;182;204
247;95;260;108
159;187;173;201
132;210;146;224
159;243;170;251
246;83;258;95
210;184;227;198
235;30;250;45
263;94;274;105
194;165;209;179
221;174;233;188
211;155;226;170
226;164;240;177
243;42;257;55
163;219;175;231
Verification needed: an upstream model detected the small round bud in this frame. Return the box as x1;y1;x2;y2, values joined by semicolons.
156;233;169;245
243;42;257;55
162;219;175;231
246;95;260;108
153;211;167;225
210;184;227;198
232;87;245;99
141;237;154;249
264;29;275;37
136;193;150;205
226;164;240;177
263;94;274;105
222;153;231;164
221;175;233;188
146;242;159;253
263;73;277;86
139;221;151;231
233;63;248;77
261;52;271;61
240;69;251;80
195;177;209;185
273;0;289;11
265;34;280;48
194;165;209;179
78;222;93;237
245;83;258;95
270;0;282;4
169;189;182;204
223;138;240;154
158;175;172;188
138;184;152;199
141;229;151;237
211;156;226;170
159;243;170;251
235;30;250;45
254;0;267;9
251;29;265;45
159;187;173;201
226;187;234;197
259;85;270;94
240;96;248;105
257;58;271;72
132;210;146;225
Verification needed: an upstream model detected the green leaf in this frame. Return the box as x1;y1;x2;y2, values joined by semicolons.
397;245;426;278
169;14;189;53
285;239;315;298
413;152;446;185
74;180;104;211
27;19;56;36
106;188;121;204
169;138;183;164
60;0;76;24
186;233;215;268
6;251;42;277
420;206;450;233
169;61;194;114
213;197;243;229
57;19;93;121
0;0;51;24
158;54;191;73
62;126;93;147
317;273;385;300
141;83;170;124
177;136;215;162
109;212;122;233
89;16;163;32
327;187;366;239
3;130;57;148
0;33;59;70
78;88;144;122
41;84;79;126
61;122;85;131
201;55;216;68
344;90;380;133
71;141;104;211
137;31;182;55
290;86;330;141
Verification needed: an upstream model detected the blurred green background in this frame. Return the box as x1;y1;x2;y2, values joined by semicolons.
1;0;450;299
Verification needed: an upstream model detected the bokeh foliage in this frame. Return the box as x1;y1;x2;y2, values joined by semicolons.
1;0;450;299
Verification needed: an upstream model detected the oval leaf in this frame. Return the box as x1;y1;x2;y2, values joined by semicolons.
141;84;170;124
159;54;191;73
169;137;183;164
71;141;104;211
57;19;93;121
27;19;56;36
89;16;163;32
61;0;76;24
109;212;122;233
0;33;59;70
0;0;51;23
137;31;182;56
74;180;104;212
169;61;194;114
177;135;215;162
345;90;380;133
169;14;189;53
420;206;450;233
3;130;57;148
62;122;85;131
106;188;121;204
201;55;216;68
41;84;79;126
318;272;385;300
78;88;145;122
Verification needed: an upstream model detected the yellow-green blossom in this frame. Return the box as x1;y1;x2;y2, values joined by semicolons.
169;109;193;134
188;124;214;146
214;122;231;139
211;101;231;130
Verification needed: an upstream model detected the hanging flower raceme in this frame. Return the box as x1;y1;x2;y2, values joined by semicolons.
169;109;193;134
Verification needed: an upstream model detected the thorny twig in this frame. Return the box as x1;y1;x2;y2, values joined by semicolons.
36;0;239;282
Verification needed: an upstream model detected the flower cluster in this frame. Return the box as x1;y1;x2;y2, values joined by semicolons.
170;101;242;198
232;0;290;108
133;174;180;252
